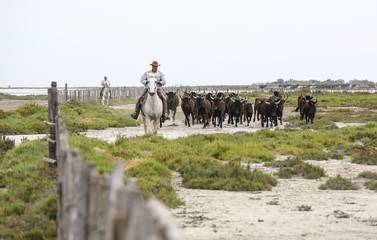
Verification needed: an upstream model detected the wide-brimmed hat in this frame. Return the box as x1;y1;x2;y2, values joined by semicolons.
150;61;160;67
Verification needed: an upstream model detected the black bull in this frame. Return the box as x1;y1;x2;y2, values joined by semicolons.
242;101;253;126
180;95;195;127
227;97;242;127
194;95;212;128
211;96;226;128
260;99;280;127
166;91;179;121
303;98;317;124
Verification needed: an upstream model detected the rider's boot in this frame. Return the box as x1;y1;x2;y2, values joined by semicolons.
160;93;170;121
99;87;104;102
130;98;142;120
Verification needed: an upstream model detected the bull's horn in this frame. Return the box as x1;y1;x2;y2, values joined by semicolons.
230;98;235;102
265;101;270;105
276;100;281;105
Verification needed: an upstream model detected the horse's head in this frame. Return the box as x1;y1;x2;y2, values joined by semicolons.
146;73;158;95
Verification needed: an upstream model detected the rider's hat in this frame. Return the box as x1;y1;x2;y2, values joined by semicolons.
150;61;160;67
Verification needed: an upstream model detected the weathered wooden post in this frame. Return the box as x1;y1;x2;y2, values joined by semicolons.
44;81;58;166
65;83;68;102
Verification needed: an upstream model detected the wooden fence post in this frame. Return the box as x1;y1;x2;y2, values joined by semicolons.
104;163;124;240
45;81;58;165
65;83;68;102
86;164;100;240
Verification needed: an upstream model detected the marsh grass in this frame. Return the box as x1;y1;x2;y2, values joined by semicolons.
364;181;377;191
319;175;358;190
358;171;377;180
0;103;48;134
0;140;57;239
265;158;325;179
0;99;139;134
60;100;138;133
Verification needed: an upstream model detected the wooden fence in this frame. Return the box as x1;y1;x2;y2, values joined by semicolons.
56;82;377;103
57;84;144;102
46;82;184;240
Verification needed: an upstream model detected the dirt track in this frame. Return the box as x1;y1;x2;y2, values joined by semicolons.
3;100;377;239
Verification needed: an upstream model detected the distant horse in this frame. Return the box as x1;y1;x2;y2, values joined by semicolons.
101;82;111;107
140;73;163;134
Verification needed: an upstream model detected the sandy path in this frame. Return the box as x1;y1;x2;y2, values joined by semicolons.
170;160;377;240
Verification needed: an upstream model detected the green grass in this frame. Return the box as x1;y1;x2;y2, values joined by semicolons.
0;99;139;134
319;175;358;190
0;140;57;239
0;103;49;134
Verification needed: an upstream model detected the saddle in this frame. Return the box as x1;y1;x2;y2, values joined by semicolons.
140;93;164;105
140;93;164;117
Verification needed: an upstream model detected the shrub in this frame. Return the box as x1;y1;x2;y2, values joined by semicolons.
0;109;6;119
358;171;377;180
1;202;27;216
364;180;377;191
319;175;358;190
0;136;15;155
266;158;325;179
18;103;44;117
21;229;45;240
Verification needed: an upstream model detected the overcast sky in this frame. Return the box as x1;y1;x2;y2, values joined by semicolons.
1;0;376;88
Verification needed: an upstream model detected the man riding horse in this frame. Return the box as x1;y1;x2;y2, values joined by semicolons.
130;61;170;121
100;76;111;100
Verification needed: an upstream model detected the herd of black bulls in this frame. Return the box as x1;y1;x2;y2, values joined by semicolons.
164;90;317;129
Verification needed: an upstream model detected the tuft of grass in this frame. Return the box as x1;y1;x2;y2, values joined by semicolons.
266;158;325;179
358;171;377;180
0;136;15;156
319;175;358;190
364;180;377;191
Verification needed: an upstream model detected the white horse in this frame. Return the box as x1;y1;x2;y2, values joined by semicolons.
140;73;163;134
101;82;111;107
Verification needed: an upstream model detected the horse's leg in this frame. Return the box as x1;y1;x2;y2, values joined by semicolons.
142;117;147;134
153;119;159;135
146;117;153;134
